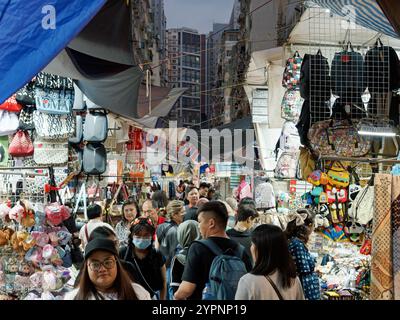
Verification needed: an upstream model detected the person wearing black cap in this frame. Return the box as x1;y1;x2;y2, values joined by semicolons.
64;238;151;300
78;204;114;249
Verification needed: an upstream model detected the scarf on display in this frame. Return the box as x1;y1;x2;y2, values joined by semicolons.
391;176;400;300
371;174;394;300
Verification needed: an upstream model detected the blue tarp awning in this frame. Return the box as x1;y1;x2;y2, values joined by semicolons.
311;0;399;39
0;0;107;104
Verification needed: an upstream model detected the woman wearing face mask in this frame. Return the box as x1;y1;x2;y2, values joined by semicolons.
119;217;167;300
115;200;140;248
64;238;151;300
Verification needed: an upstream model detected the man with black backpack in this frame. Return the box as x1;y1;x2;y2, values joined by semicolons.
174;201;252;300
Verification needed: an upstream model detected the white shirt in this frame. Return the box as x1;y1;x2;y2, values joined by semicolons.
78;219;114;248
63;283;151;300
235;272;305;300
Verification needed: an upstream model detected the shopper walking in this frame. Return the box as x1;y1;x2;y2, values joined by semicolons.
285;210;320;300
155;200;185;268
184;187;199;221
235;224;305;300
74;226;135;286
142;199;166;231
120;217;167;300
227;205;259;264
199;182;210;199
170;220;201;296
115;199;140;247
64;238;151;300
174;201;252;300
79;204;114;249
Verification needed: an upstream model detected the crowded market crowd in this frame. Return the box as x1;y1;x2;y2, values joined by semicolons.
63;181;319;301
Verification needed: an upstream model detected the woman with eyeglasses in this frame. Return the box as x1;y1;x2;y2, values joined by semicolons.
119;217;167;300
115;199;141;248
64;238;151;300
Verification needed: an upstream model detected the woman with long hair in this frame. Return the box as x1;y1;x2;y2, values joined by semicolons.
235;224;305;300
119;217;167;300
115;199;140;248
285;210;320;300
64;238;150;300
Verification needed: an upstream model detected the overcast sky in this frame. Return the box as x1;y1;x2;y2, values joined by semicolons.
164;0;235;34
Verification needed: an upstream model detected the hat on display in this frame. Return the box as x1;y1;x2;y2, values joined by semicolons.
84;238;118;260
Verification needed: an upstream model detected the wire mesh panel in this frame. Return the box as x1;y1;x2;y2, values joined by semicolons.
303;3;393;124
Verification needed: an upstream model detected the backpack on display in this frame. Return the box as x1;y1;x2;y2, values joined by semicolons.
365;38;400;93
83;110;108;143
69;115;83;144
282;51;303;90
300;50;331;102
331;43;366;103
83;143;107;175
275;152;298;179
197;239;247;300
276;121;301;154
281;90;304;121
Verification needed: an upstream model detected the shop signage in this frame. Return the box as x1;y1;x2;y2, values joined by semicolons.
252;89;268;124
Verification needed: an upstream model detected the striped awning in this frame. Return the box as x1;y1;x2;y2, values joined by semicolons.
311;0;399;39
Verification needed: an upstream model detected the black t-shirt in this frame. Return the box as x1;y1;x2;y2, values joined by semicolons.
226;228;253;265
119;245;166;295
181;237;253;300
184;206;198;222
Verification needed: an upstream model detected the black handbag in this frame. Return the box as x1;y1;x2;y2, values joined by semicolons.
18;106;36;130
16;81;36;106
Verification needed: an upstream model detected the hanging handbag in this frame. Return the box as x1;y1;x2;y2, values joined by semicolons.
0;110;19;136
298;146;316;181
35;87;74;115
83;110;108;143
33;139;69;165
348;177;374;225
0;95;23;112
15;81;36;106
18;106;36;130
33;111;75;140
308;118;371;157
9;130;34;157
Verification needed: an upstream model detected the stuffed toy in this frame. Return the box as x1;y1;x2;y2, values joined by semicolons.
0;228;14;246
307;170;329;186
327;169;350;188
20;209;35;228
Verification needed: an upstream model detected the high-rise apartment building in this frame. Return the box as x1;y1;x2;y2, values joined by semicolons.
151;0;167;86
205;23;228;127
166;28;206;128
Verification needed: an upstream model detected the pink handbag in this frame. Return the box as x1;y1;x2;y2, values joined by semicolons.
9;130;34;157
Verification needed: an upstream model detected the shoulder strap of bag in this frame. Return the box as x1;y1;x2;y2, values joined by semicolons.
197;238;245;259
132;256;156;297
265;276;285;300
